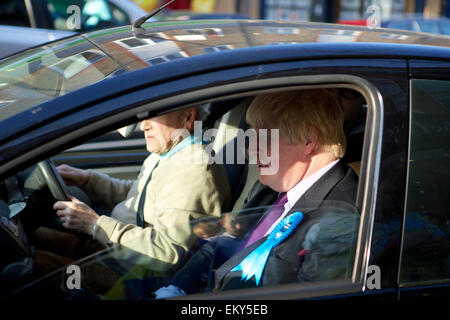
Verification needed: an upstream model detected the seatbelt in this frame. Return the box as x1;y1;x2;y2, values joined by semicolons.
136;160;160;227
135;133;205;227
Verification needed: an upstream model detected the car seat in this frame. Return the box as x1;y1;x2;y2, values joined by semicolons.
211;97;259;210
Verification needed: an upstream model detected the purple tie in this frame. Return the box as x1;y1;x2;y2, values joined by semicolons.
237;192;288;251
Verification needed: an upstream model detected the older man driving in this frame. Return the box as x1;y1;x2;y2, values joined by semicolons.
31;107;231;278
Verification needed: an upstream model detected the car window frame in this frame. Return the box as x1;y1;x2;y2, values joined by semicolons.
5;71;384;299
160;76;383;299
395;60;450;298
397;77;450;289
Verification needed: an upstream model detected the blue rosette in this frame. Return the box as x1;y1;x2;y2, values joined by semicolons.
231;211;304;286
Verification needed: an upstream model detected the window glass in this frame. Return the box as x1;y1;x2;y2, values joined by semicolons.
400;79;450;284
3;88;365;299
0;37;122;122
182;202;359;296
6;203;360;299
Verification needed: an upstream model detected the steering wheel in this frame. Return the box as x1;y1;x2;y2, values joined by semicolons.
37;160;71;201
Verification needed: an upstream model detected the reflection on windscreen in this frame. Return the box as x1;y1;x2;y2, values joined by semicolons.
9;201;360;300
0;36;122;121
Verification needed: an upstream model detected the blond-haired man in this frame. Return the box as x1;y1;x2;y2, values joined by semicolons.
214;89;359;290
156;89;359;297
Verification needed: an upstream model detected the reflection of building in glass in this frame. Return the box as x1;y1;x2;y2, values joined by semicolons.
112;33;187;66
378;33;409;40
317;29;362;42
63;20;447;79
173;28;224;40
115;33;168;49
269;41;299;45
264;27;300;34
203;45;234;53
148;51;188;65
186;28;224;36
165;25;246;57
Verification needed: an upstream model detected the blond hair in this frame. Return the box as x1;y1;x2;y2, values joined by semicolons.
246;89;346;158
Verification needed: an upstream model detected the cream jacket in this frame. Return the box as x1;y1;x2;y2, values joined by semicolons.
82;143;231;273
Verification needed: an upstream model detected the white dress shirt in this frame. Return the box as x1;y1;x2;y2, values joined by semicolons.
265;159;339;236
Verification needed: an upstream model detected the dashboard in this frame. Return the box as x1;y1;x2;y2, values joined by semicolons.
0;165;56;297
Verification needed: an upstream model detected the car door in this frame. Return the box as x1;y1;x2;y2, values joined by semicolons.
0;52;410;300
132;58;407;300
55;57;408;300
398;60;450;299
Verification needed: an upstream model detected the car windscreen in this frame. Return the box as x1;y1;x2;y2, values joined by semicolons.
0;35;123;122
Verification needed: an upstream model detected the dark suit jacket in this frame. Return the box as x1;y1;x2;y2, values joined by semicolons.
214;161;359;291
166;179;278;294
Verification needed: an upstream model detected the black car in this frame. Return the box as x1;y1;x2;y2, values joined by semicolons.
0;19;449;300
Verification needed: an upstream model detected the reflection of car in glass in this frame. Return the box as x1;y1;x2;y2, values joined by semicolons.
0;19;449;301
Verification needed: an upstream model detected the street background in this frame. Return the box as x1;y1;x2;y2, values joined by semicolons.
133;0;450;23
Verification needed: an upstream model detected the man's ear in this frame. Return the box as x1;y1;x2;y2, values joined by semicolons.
184;108;198;131
304;136;318;155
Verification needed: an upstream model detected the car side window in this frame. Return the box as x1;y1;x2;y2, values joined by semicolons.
400;79;450;284
183;202;360;296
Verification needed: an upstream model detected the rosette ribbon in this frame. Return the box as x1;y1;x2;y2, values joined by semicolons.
231;211;304;286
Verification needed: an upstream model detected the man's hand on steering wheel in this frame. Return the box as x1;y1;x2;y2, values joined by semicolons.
56;164;91;188
53;196;99;235
37;160;97;233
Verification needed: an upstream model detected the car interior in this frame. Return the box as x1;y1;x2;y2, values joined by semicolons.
0;85;366;299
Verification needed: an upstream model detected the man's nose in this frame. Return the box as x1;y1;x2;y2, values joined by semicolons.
140;119;152;131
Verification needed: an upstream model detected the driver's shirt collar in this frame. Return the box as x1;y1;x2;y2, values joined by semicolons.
158;133;204;160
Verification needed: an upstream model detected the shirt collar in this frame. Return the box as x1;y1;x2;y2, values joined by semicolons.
286;159;339;207
159;133;203;160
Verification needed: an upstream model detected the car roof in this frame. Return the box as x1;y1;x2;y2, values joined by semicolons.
80;19;450;71
1;19;450;133
1;19;450;172
4;19;450;69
